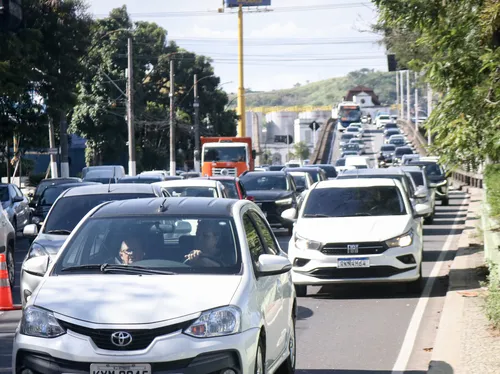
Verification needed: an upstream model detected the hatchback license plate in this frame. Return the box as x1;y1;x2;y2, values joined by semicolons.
90;364;151;374
338;258;370;268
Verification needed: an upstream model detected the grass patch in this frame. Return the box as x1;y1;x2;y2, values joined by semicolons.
486;262;500;329
484;164;500;219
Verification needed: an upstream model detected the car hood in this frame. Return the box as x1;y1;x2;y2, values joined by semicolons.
34;275;242;324
33;233;69;255
296;215;412;243
248;190;293;202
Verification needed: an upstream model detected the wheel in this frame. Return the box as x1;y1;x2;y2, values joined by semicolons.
295;284;307;297
424;214;434;225
406;265;423;294
7;243;15;290
442;197;449;206
254;337;265;374
277;316;296;374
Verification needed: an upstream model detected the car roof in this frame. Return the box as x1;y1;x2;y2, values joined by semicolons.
283;167;320;172
195;176;238;181
120;175;163;180
339;168;406;177
91;197;239;218
61;183;160;197
400;166;424;172
44;182;99;190
153;179;220;187
241;171;286;177
315;178;397;189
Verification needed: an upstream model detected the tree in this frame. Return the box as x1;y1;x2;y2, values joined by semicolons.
292;141;310;161
373;0;500;167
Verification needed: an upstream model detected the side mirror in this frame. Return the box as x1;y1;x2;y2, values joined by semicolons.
414;186;427;199
257;254;292;277
246;195;255;202
414;203;428;218
281;207;297;222
13;196;24;203
252;150;257;159
23;224;39;238
22;255;50;277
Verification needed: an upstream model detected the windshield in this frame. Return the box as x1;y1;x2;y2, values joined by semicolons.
292;175;307;189
219;180;239;199
381;145;396;152
335;159;346;166
409;171;425;187
343;151;358;156
341;134;354;141
40;186;72;206
303;186;407;217
386;130;400;136
346;128;359;133
52;216;241;275
379;115;390;120
0;187;9;202
343;144;360;151
390;139;406;145
203;146;246;162
43;193;155;234
339;108;361;121
385;123;398;129
424;163;445;177
164;187;217;198
241;174;288;191
395;148;414;156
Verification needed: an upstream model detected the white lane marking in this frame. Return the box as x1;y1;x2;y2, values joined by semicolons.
391;195;468;374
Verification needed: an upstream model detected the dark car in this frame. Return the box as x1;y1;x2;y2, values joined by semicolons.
393;146;414;165
378;144;397;167
195;176;251;200
341;143;362;156
240;171;298;233
29;178;82;208
384;129;402;143
407;161;449;205
118;175;165;184
31;182;99;225
282;167;327;183
306;164;337;179
383;122;399;134
265;165;285;171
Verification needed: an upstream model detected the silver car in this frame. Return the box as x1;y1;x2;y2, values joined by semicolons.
0;183;30;233
401;165;436;224
21;183;167;306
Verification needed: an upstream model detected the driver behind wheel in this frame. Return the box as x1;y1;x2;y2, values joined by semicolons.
185;220;226;267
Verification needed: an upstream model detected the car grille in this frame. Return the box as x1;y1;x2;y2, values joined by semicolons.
212;167;237;176
58;319;196;351
306;266;416;279
321;242;389;255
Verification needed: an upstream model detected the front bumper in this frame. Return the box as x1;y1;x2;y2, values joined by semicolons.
13;325;261;374
288;240;422;285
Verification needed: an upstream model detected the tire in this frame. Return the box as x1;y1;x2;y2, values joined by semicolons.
406;265;423;294
277;317;296;374
442;197;449;206
255;337;265;374
7;243;15;290
424;214;434;225
295;284;307;297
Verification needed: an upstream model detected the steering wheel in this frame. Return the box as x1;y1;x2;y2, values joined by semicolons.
183;254;224;266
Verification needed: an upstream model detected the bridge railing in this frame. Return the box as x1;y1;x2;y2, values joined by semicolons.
311;118;334;164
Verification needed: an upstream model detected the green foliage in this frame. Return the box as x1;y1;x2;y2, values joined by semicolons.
373;0;500;167
486;261;500;329
292;142;310;161
231;69;397;108
485;164;500;219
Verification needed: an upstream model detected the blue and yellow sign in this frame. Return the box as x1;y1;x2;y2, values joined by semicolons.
225;0;271;7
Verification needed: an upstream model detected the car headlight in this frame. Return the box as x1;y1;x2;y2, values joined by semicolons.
20;306;66;338
276;197;293;205
26;243;50;261
184;306;241;338
294;233;322;250
385;230;413;248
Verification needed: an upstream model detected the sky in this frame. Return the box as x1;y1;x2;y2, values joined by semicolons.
87;0;387;93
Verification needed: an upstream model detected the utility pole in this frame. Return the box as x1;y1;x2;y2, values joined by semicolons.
237;4;246;137
193;74;201;173
127;37;136;176
400;71;405;120
406;70;411;123
396;71;399;118
4;143;10;183
414;72;419;132
427;83;433;146
60;112;69;177
48;119;58;178
169;59;176;176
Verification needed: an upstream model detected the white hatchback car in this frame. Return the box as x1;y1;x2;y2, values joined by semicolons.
284;178;426;296
13;197;297;374
153;179;229;198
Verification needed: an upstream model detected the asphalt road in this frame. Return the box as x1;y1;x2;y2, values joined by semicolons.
0;128;467;373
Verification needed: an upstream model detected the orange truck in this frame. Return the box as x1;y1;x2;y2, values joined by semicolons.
200;137;256;177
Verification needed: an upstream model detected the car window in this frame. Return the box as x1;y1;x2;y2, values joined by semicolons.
243;213;265;265
409;171;425;187
335;159;346;167
219;180;239;199
40;186;69;206
292;175;307;189
405;175;416;196
241;174;288;191
249;211;279;255
424;163;444;176
8;185;16;199
0;186;9;202
13;185;23;198
303;186;407;217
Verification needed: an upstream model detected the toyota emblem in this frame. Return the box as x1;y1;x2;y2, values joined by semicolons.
111;331;133;347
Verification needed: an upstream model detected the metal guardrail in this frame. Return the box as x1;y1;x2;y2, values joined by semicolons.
452;169;483;189
398;120;428;156
326;123;338;164
311;118;334;164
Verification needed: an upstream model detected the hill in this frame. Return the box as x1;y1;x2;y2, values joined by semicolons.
228;69;397;108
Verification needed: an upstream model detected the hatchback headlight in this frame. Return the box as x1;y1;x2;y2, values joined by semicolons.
20;306;66;338
295;233;322;250
276;197;293;205
184;306;241;338
385;230;413;248
26;243;49;261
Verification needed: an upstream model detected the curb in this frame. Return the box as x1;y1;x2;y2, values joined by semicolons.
427;189;482;374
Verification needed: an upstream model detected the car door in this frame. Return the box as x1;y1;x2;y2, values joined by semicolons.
249;210;292;361
242;211;283;368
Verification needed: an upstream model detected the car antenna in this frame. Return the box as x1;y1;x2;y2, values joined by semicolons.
108;168;115;193
159;198;168;212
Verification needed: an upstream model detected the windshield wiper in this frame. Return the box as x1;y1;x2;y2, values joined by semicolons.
354;213;373;216
46;229;72;235
61;264;105;272
303;213;331;218
100;264;177;275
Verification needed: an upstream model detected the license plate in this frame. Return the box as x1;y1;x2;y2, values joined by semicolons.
338;258;370;268
90;364;151;374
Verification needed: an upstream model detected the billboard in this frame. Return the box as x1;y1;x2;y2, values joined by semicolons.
225;0;271;7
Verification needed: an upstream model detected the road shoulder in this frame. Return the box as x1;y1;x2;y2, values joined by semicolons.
428;187;500;374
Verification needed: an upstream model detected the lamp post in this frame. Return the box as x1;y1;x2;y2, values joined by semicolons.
262;126;268;163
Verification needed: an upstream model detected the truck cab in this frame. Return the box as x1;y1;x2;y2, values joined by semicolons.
201;137;256;177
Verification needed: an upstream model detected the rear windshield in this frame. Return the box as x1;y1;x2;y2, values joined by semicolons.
385;123;398;129
395;148;414;156
303;186;406;217
424;163;445;177
341;134;354;140
379;115;390;120
335;159;346;167
241;174;288;191
43;193;155;234
409;171;425;187
219;180;239;199
164;187;217;198
292;175;307;189
381;145;396;152
40;186;73;206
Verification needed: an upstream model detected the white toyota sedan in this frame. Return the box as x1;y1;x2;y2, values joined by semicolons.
283;178;426;297
13;197;297;374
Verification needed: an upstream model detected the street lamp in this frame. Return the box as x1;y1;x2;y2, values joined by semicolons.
262;126;268;163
